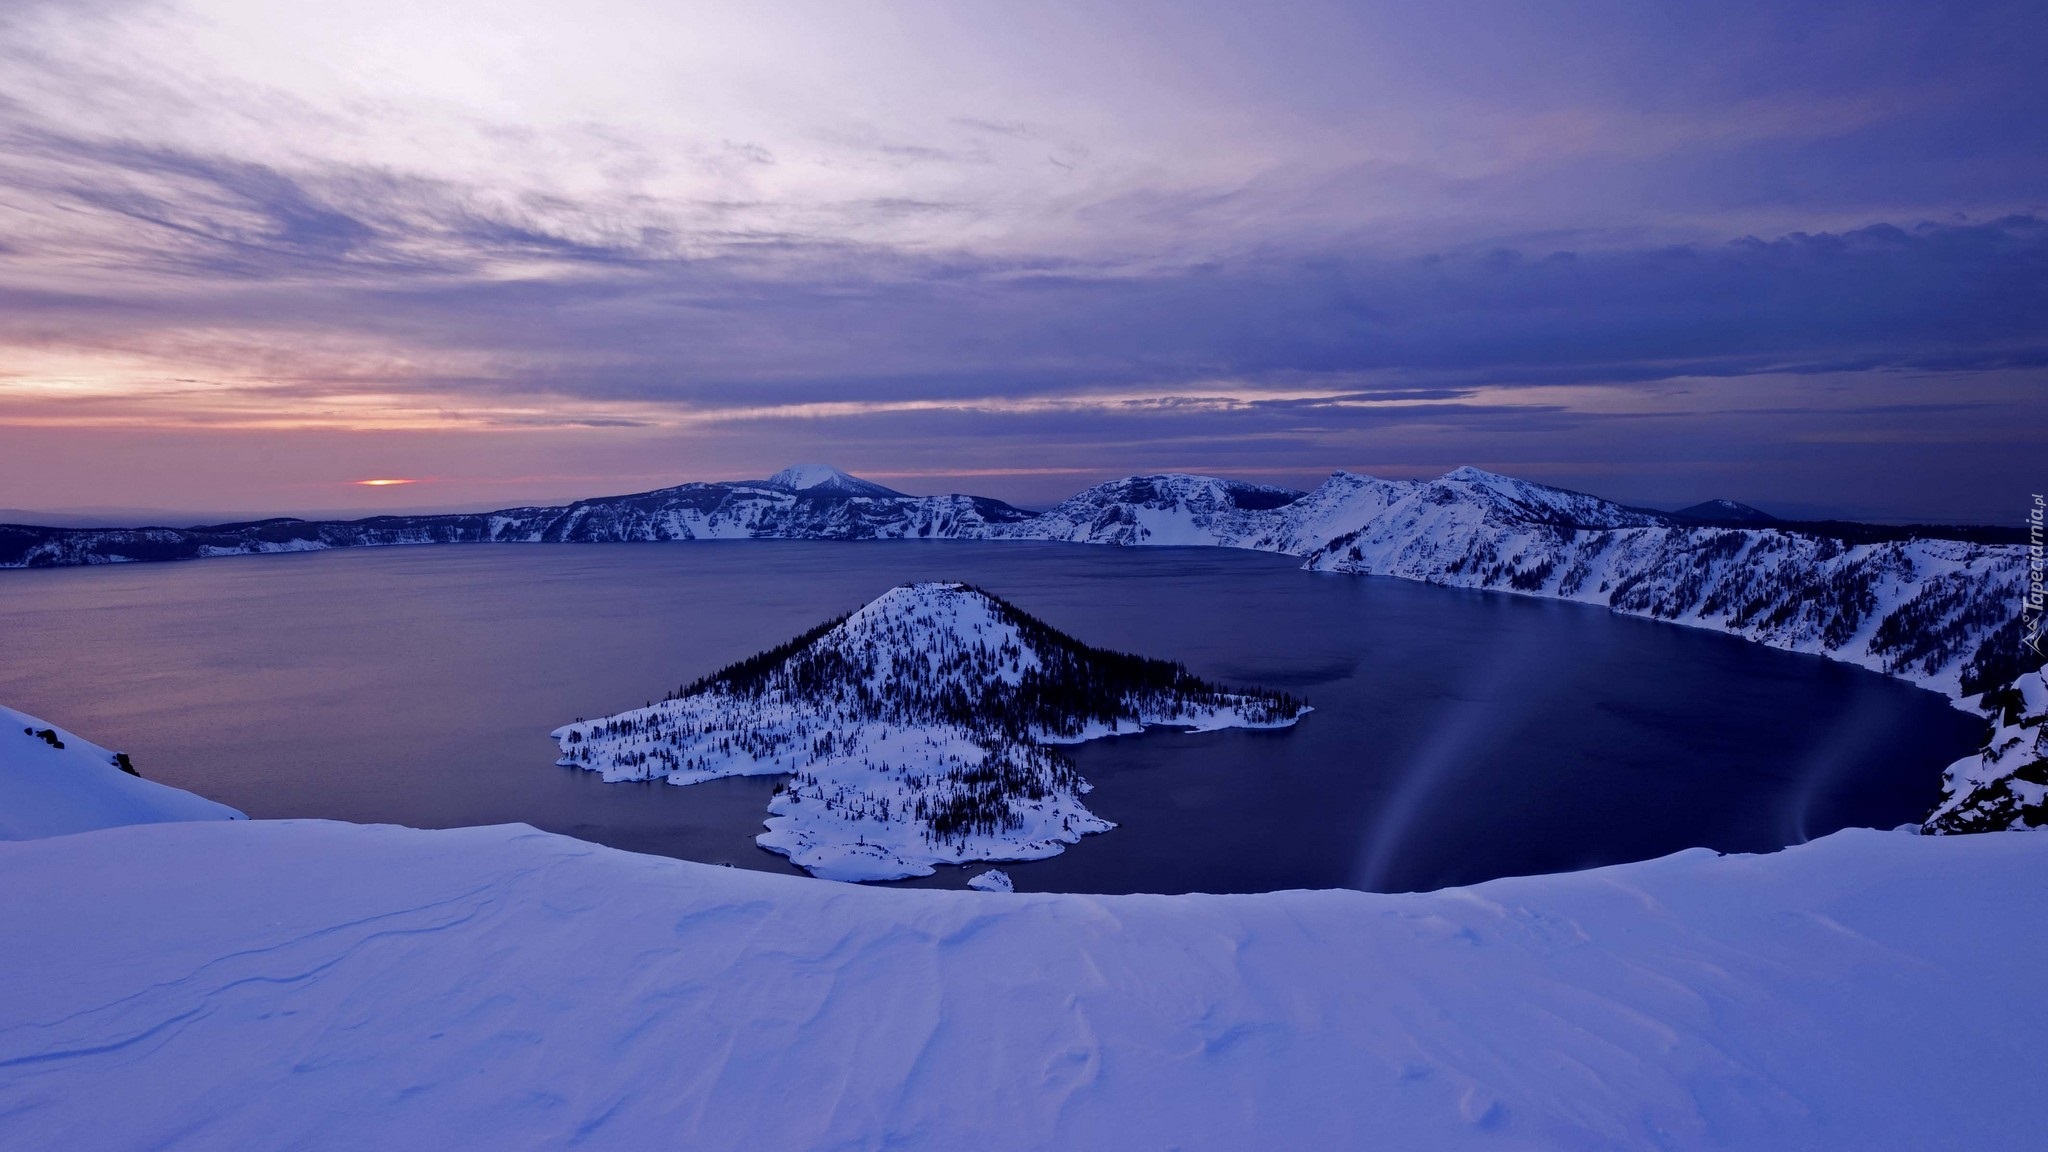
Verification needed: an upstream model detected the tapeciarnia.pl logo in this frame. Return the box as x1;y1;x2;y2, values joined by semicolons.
2027;494;2044;658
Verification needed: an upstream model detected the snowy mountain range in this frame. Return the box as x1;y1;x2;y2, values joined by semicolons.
554;582;1305;880
1001;466;2032;702
998;468;2040;827
6;461;2037;830
0;463;1036;565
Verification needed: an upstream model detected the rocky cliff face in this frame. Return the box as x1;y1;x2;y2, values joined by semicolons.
1926;670;2048;834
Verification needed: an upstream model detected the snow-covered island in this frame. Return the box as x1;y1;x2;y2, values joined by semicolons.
553;582;1307;880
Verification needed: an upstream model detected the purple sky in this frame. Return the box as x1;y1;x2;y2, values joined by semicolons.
1;0;2042;521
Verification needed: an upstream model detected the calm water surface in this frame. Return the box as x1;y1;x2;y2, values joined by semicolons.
0;542;1981;893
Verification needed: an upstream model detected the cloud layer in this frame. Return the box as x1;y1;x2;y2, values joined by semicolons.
0;0;2042;518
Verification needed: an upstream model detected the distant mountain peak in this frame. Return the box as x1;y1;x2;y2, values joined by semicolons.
1441;465;1506;483
1671;499;1779;524
1419;466;1662;531
765;464;904;498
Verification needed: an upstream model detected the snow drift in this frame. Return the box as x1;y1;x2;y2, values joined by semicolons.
0;818;2041;1150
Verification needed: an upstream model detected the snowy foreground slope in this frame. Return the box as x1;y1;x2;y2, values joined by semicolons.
554;583;1304;880
0;705;242;840
1;818;2042;1151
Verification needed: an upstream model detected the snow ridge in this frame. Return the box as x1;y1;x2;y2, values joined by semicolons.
1289;469;2031;698
552;582;1306;881
993;474;1306;546
0;705;244;840
1003;466;2032;703
994;467;2028;699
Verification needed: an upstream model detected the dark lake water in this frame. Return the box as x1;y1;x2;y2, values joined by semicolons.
0;542;1981;893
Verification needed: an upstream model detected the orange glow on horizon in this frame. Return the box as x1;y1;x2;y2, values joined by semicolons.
353;478;418;487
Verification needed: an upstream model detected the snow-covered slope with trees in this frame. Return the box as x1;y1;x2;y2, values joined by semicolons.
2;817;2042;1151
0;705;243;839
1008;468;2033;827
1927;668;2048;833
1289;468;2031;699
991;466;2032;704
554;583;1304;880
993;473;1305;546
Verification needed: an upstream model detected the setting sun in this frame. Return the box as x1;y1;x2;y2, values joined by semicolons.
354;478;417;487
